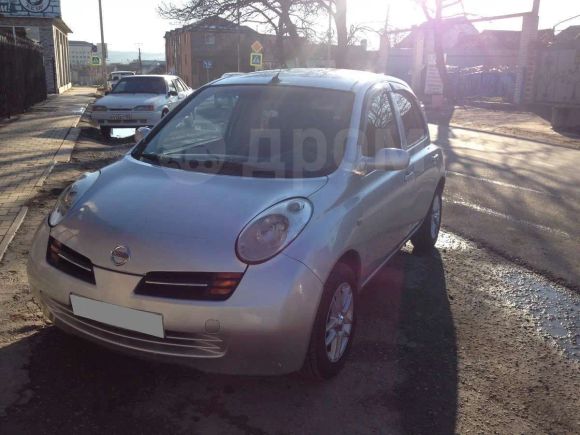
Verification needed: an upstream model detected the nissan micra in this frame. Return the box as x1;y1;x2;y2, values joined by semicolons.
28;69;445;379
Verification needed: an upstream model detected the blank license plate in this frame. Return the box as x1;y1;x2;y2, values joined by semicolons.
70;294;164;338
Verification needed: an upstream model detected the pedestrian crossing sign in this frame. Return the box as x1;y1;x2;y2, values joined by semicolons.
250;52;263;68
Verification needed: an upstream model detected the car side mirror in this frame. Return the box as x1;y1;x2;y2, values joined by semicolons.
135;126;151;143
366;148;410;171
168;90;178;97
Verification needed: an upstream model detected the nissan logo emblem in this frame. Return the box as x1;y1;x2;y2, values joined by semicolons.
111;245;130;266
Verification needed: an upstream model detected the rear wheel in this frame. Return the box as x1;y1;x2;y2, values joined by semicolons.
302;263;357;380
100;126;112;141
411;190;443;254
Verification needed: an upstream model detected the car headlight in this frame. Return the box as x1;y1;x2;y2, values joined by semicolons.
49;172;99;227
236;198;313;264
134;105;155;111
92;105;107;112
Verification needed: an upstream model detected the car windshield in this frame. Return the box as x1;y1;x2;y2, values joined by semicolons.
133;85;354;178
111;77;167;94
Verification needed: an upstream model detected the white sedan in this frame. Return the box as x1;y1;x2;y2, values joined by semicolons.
92;75;193;140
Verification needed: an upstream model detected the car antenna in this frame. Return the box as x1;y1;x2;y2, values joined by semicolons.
269;69;282;84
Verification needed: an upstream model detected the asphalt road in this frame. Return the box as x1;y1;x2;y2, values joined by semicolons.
430;124;580;290
0;126;578;434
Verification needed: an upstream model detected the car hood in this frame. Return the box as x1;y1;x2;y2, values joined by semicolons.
96;94;165;109
51;156;328;274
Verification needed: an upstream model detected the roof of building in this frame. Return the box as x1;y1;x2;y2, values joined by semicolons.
212;68;407;92
165;16;258;37
69;40;94;46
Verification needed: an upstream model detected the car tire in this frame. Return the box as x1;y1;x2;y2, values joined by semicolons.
100;126;112;141
411;190;443;254
302;262;357;380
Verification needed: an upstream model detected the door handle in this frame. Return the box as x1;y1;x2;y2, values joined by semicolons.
404;171;416;182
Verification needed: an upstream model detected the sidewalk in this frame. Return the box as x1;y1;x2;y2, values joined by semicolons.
0;87;95;262
427;106;580;150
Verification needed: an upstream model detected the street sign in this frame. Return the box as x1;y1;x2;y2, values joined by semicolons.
91;56;101;66
202;59;213;70
251;41;263;53
250;53;263;68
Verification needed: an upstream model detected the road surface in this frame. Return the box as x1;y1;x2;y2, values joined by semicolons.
430;124;580;290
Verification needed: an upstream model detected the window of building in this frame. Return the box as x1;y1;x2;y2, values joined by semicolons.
204;33;216;45
391;91;428;149
362;90;401;157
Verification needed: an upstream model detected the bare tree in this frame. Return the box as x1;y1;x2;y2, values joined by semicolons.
313;0;348;67
158;0;318;66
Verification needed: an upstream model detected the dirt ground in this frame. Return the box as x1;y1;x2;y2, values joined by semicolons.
0;126;578;434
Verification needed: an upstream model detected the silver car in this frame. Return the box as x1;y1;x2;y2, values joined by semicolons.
28;69;445;379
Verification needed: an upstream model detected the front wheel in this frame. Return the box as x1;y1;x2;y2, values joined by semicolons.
411;190;443;254
302;263;357;380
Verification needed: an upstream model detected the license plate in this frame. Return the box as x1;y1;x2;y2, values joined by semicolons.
70;294;164;338
111;113;131;120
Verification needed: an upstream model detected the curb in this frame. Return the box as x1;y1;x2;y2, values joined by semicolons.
0;207;28;264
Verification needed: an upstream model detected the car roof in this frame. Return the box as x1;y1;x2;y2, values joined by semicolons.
212;68;409;93
121;75;179;80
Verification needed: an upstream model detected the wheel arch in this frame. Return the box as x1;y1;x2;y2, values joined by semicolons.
335;250;362;289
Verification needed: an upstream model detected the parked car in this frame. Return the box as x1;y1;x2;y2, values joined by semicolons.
220;72;245;78
106;71;135;91
28;69;445;379
92;74;193;140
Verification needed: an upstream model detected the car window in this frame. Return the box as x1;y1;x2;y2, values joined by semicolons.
179;79;189;91
168;80;178;94
136;85;355;178
391;91;427;148
362;90;401;157
111;77;167;94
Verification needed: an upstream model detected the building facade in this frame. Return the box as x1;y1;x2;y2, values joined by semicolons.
69;40;94;66
0;0;72;93
165;17;376;88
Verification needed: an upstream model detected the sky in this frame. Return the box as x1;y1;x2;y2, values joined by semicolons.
61;0;580;54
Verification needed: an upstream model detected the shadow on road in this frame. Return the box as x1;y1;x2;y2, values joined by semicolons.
0;249;456;434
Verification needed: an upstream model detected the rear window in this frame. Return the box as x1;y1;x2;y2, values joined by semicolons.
111;77;167;94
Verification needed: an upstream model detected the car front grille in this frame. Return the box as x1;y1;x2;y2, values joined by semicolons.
47;237;96;284
135;271;244;301
42;295;226;358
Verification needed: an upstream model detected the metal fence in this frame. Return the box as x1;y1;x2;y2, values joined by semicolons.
0;34;47;119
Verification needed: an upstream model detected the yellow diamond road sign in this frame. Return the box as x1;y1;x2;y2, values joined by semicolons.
251;41;263;53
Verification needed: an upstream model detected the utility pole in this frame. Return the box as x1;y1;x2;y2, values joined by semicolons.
236;0;241;72
98;0;107;87
327;3;332;66
136;43;143;74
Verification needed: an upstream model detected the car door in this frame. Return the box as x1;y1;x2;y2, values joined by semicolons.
390;85;438;230
354;85;415;280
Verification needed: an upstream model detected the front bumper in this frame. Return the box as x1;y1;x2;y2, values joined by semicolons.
27;221;324;375
91;110;162;128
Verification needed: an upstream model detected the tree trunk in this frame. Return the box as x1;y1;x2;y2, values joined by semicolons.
275;17;287;67
334;0;347;68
